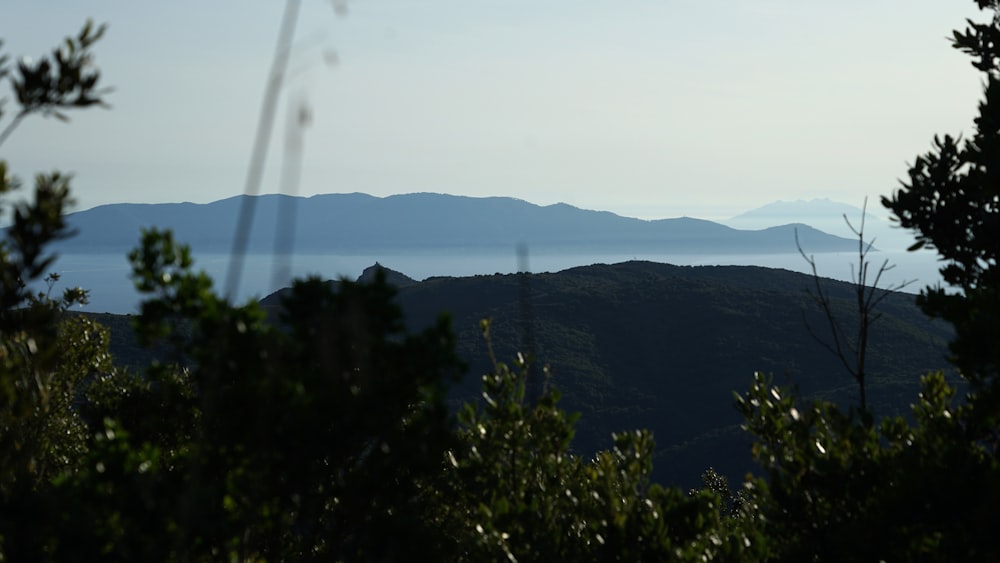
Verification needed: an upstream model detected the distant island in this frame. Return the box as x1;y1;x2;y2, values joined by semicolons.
53;192;862;255
723;198;916;250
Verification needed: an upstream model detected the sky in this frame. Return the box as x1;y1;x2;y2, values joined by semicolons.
0;0;987;221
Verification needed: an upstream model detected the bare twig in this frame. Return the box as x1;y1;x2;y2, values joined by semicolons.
797;197;914;413
517;243;541;405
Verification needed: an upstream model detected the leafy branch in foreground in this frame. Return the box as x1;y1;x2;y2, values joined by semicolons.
0;24;118;557
431;320;766;562
737;369;997;561
0;20;110;147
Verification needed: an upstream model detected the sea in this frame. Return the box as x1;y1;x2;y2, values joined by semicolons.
38;246;947;315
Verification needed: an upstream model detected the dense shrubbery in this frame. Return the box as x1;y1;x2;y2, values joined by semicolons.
2;2;1000;559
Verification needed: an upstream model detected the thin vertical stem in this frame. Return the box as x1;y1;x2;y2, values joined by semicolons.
225;0;301;299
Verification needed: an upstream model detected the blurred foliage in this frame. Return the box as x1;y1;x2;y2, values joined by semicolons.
0;22;117;558
0;20;109;146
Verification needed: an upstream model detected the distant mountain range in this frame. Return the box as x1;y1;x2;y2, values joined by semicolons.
54;193;863;255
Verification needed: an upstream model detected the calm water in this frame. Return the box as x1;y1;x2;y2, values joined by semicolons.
39;248;946;314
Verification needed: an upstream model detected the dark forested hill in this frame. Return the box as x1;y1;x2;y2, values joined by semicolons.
78;260;955;488
56;193;858;255
252;261;953;487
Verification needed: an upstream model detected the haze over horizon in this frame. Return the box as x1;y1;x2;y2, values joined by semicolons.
1;1;983;221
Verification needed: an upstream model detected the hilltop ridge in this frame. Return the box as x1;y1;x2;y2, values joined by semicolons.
257;259;953;486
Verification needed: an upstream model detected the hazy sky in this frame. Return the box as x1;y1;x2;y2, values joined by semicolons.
0;1;986;220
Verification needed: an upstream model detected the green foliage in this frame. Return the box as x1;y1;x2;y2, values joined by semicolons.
53;229;464;561
433;324;766;561
0;25;120;559
689;468;754;520
0;23;110;497
737;371;1000;561
883;1;1000;426
1;23;460;560
0;224;468;560
0;308;111;493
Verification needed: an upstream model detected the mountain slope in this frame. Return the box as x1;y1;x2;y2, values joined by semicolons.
258;260;954;486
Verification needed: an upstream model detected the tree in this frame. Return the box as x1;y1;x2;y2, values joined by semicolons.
883;1;1000;432
0;21;125;558
732;2;1000;559
29;230;465;561
0;20;111;494
432;322;766;562
0;21;477;560
737;369;998;562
